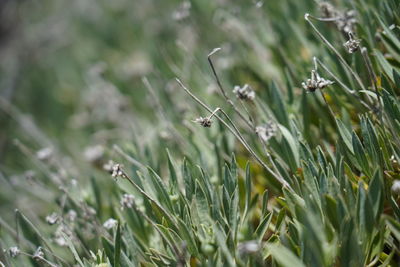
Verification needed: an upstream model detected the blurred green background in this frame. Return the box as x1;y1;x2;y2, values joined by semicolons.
0;0;393;222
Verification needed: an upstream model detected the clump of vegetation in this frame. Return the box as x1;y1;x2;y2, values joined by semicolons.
1;0;400;266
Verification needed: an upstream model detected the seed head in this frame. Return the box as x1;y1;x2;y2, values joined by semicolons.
111;163;124;179
319;2;357;34
103;160;115;173
9;247;20;258
54;224;72;247
302;70;334;92
66;209;77;222
103;218;118;229
45;212;59;225
36;147;53;161
233;84;255;101
33;246;44;261
120;194;135;210
194;117;212;127
343;33;361;53
256;122;277;142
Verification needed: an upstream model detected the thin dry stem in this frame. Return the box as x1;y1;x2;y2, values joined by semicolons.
361;47;382;112
207;48;254;130
320;91;337;120
314;57;372;110
112;144;145;169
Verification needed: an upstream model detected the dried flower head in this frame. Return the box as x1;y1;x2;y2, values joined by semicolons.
9;247;20;258
194;117;212;127
343;32;361;53
54;226;68;247
319;2;357;34
337;10;357;34
103;218;118;229
103;160;115;173
66;209;77;222
233;84;255;101
302;70;334;92
45;212;59;225
33;246;44;261
53;223;76;247
193;108;220;128
256;122;277;142
120;194;135;210
111;163;124;179
319;1;336;18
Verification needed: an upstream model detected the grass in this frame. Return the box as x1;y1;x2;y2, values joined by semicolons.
0;0;400;266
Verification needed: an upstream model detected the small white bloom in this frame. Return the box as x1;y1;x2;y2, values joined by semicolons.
302;70;334;92
111;164;124;179
54;225;67;247
319;2;357;34
45;212;59;225
238;240;260;255
233;84;255;101
33;246;44;260
256;122;277;142
103;218;118;229
103;160;115;173
67;210;77;222
36;147;53;161
120;194;135;210
343;33;361;53
392;180;400;195
9;247;20;258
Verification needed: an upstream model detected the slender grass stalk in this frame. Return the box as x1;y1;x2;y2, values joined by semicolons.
113;144;145;169
142;77;188;149
360;47;382;112
320;91;337;120
208;48;254;130
19;251;59;267
314;57;372;110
